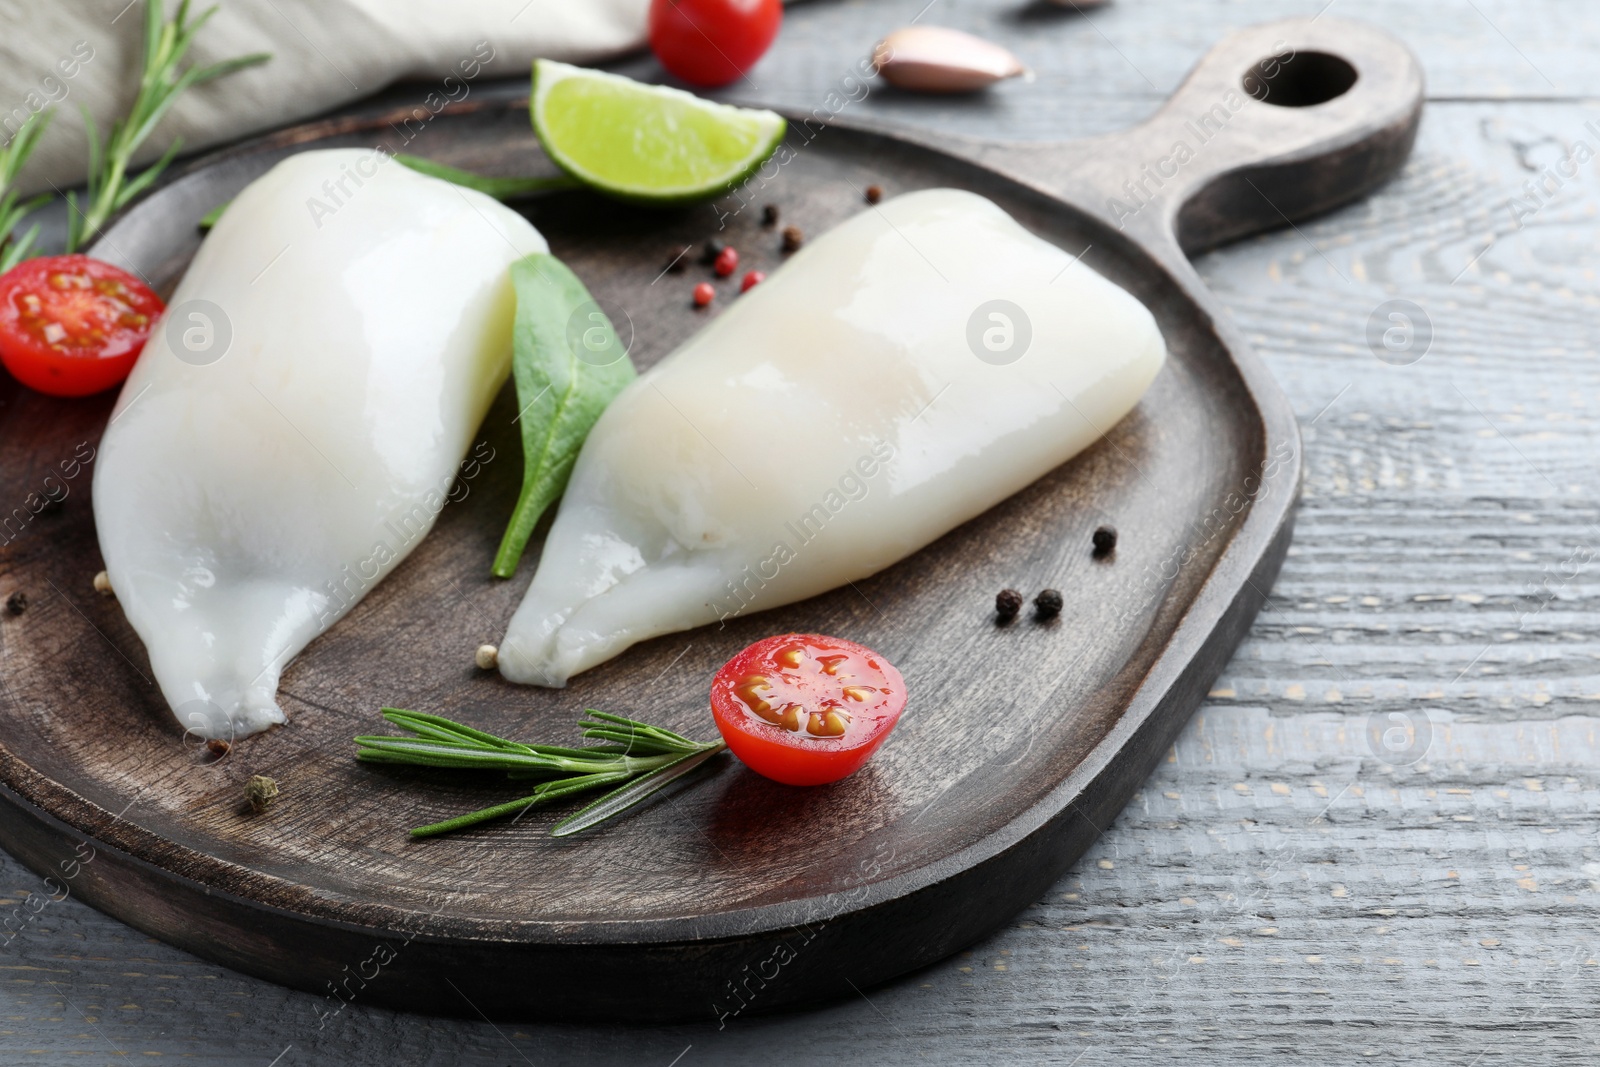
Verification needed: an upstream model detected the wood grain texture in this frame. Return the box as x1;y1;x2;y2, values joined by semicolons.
2;0;1596;1061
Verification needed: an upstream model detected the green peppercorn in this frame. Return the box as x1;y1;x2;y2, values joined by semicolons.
244;775;280;814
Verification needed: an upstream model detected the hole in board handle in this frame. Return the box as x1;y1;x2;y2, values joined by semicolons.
1243;50;1358;107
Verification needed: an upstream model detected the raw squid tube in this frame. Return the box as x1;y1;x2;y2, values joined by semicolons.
498;187;1165;687
93;148;546;739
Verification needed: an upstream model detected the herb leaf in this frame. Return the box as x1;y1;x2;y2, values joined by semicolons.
0;110;54;272
67;0;270;253
409;771;630;838
196;199;228;230
491;254;636;577
356;708;723;838
394;154;580;200
550;748;722;838
199;157;578;232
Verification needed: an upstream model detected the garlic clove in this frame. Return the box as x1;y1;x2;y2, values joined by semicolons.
872;26;1027;93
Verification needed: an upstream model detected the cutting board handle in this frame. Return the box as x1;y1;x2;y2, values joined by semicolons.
1040;16;1424;257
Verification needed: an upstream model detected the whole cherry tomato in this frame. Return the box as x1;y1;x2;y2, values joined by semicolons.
0;255;164;397
710;633;906;786
649;0;783;88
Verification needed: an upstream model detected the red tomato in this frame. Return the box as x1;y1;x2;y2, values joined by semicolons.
710;633;906;786
0;255;164;397
649;0;783;88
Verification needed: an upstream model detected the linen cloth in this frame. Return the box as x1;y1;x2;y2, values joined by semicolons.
0;0;651;194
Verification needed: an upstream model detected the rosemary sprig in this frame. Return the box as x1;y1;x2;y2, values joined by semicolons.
0;111;55;272
66;0;269;252
355;708;725;838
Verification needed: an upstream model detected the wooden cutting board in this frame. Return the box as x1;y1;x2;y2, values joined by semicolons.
0;17;1420;1023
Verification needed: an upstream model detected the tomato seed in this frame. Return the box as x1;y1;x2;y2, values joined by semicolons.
805;709;849;737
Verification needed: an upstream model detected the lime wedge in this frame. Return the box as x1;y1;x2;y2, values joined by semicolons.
531;60;786;204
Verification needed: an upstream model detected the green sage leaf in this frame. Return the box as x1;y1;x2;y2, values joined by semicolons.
491;254;636;577
395;154;580;200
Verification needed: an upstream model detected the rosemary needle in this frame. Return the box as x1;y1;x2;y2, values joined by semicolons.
66;0;270;253
551;748;722;838
408;771;630;838
0;111;54;272
355;708;726;838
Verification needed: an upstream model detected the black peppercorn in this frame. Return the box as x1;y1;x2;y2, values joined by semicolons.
865;184;883;205
781;225;804;253
995;588;1023;623
5;591;25;616
1092;525;1117;558
700;238;726;265
1034;589;1063;619
761;203;780;227
664;244;692;273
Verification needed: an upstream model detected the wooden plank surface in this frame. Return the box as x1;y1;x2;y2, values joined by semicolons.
5;0;1599;1061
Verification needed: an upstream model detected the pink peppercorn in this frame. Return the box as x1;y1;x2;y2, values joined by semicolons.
692;282;715;308
740;270;765;292
713;246;739;277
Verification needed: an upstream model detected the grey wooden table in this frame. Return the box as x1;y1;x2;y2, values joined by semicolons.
6;0;1599;1062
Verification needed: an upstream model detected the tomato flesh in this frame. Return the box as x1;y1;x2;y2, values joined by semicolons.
0;255;164;397
710;633;906;786
649;0;783;88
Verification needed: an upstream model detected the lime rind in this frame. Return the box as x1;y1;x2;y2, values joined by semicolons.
531;59;786;205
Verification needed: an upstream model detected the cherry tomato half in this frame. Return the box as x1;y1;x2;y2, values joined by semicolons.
710;633;906;786
649;0;783;88
0;255;164;397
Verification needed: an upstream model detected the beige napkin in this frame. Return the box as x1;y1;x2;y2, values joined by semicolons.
2;0;650;195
